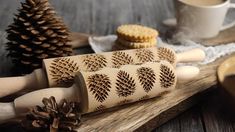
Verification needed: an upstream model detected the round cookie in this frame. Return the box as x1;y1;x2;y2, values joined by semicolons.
116;24;158;42
112;41;131;51
117;37;157;49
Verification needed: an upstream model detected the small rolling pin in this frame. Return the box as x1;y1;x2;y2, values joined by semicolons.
0;61;199;121
0;47;205;98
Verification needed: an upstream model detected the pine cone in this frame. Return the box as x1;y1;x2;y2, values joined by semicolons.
49;58;79;87
87;74;111;103
135;49;154;63
112;51;134;68
116;70;136;97
21;96;81;132
82;54;107;72
137;67;156;93
6;0;72;73
158;47;175;64
159;64;175;88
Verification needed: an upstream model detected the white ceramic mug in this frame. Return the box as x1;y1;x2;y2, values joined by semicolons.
175;0;235;39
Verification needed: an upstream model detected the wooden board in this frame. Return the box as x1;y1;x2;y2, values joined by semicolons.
75;54;229;131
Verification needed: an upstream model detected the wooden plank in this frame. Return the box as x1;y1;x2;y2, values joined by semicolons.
74;54;228;131
155;106;204;132
179;106;204;132
154;117;180;132
201;89;235;132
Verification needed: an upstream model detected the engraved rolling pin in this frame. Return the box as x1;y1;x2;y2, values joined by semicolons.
0;61;200;121
0;47;205;97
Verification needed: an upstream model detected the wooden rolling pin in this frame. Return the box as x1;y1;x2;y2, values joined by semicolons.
0;61;200;121
0;47;205;98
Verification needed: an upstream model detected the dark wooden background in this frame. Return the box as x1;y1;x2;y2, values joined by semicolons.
0;0;234;131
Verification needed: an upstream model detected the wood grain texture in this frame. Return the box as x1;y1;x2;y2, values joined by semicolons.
201;89;235;132
0;0;235;132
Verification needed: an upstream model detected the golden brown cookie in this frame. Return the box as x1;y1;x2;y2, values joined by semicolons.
116;37;157;49
116;24;158;42
112;41;131;51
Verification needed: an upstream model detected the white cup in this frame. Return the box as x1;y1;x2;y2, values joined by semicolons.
175;0;235;39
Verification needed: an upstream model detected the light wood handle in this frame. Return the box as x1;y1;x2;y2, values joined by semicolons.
176;48;205;63
0;76;29;97
176;66;199;81
14;85;79;113
0;69;48;98
69;32;89;48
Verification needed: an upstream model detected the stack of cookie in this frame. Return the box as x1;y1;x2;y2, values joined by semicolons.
114;24;158;50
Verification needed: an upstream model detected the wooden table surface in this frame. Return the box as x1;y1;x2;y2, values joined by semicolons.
0;0;234;132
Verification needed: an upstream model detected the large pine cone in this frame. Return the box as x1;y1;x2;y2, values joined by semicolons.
6;0;72;73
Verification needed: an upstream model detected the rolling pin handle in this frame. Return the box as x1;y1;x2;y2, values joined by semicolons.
0;69;47;98
176;48;206;63
176;66;200;81
14;85;79;113
69;32;89;48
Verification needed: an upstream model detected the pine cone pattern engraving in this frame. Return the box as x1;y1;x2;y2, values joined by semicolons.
50;58;79;86
160;64;175;88
116;70;136;97
158;47;175;64
135;49;154;63
117;99;133;106
137;67;156;93
87;74;111;103
95;105;106;111
112;51;134;68
83;54;107;72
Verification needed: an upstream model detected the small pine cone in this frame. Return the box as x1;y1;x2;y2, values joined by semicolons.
49;58;79;87
158;47;175;64
83;54;107;72
135;49;154;63
21;96;81;132
137;67;156;93
159;64;175;88
87;74;111;103
112;51;134;68
116;70;136;97
6;0;72;73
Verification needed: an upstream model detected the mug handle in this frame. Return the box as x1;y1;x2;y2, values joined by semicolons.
220;3;235;31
